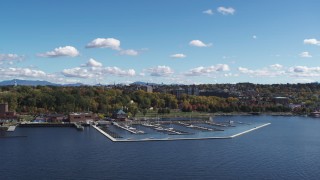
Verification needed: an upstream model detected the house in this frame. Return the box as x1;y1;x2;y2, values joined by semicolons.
112;109;127;121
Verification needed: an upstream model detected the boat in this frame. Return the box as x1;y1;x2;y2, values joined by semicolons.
310;111;320;117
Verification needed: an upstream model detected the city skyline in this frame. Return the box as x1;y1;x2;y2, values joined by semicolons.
0;0;319;85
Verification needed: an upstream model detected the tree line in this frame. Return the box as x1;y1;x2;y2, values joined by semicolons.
0;85;314;116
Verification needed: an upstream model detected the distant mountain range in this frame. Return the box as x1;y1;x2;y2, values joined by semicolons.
0;79;160;87
130;81;159;86
0;79;84;87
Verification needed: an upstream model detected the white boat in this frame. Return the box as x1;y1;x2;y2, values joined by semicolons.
155;127;164;131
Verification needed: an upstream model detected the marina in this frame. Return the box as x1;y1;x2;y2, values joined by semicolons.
93;119;271;142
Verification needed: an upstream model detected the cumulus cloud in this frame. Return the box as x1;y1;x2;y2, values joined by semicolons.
170;54;186;58
86;38;121;50
217;7;235;15
0;67;47;78
189;40;212;47
0;54;24;61
62;63;135;79
85;58;103;67
238;64;320;78
186;64;230;76
203;9;213;15
103;67;136;76
299;51;312;58
288;66;320;77
38;46;79;57
119;49;139;56
303;38;320;46
238;66;285;77
62;67;93;78
270;64;283;70
148;66;174;77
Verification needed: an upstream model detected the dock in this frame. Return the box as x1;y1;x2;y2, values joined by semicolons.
178;122;214;131
18;122;84;131
113;122;144;134
7;126;16;132
229;123;271;138
73;123;84;131
92;125;117;141
141;123;190;135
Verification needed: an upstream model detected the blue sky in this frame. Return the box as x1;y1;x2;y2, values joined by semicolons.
0;0;319;84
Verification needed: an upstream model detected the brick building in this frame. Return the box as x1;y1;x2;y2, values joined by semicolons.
68;112;96;123
0;103;16;119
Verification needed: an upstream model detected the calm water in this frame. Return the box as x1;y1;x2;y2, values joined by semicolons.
1;116;320;180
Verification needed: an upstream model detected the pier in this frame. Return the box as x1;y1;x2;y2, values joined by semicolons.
141;123;190;135
112;122;144;134
18;122;85;131
7;126;16;132
178;122;214;131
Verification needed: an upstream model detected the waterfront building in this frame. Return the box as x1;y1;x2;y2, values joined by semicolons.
0;103;16;119
45;114;67;123
112;109;127;121
68;112;96;123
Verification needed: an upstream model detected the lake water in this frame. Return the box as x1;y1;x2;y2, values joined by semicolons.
1;116;320;180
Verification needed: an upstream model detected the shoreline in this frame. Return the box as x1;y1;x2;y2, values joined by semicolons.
133;112;299;120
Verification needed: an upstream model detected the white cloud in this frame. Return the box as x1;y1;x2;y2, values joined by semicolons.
186;64;230;76
119;49;139;56
203;9;213;15
38;46;79;57
238;66;285;77
0;67;47;78
62;67;93;79
170;54;186;58
86;38;121;50
189;40;212;47
85;58;103;67
148;66;174;77
62;65;136;79
303;38;320;46
103;67;136;76
299;51;312;58
288;66;320;77
0;54;24;61
217;7;235;15
253;35;257;39
238;65;320;78
270;64;283;70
